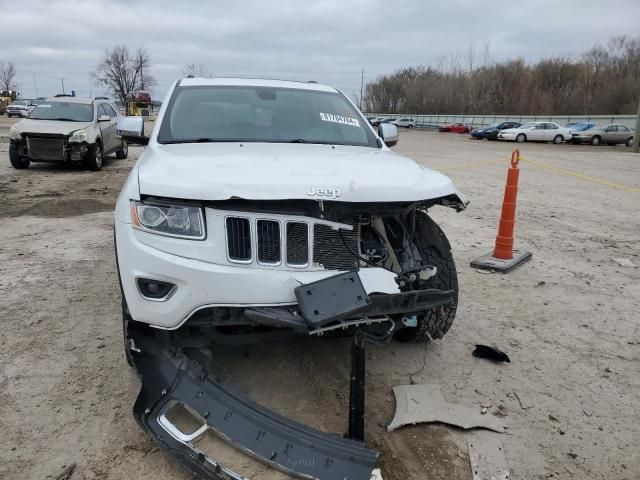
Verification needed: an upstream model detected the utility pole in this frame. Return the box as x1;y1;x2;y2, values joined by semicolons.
359;68;364;111
51;76;66;95
633;94;640;153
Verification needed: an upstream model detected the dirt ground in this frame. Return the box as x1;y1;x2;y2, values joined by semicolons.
1;115;639;480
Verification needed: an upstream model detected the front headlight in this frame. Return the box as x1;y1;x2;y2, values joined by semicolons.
9;126;22;141
69;128;87;143
131;200;206;239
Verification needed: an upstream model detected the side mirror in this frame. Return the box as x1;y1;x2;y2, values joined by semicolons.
117;116;149;146
378;123;399;147
98;114;111;122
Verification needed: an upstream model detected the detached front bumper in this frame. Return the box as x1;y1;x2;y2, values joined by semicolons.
130;326;379;480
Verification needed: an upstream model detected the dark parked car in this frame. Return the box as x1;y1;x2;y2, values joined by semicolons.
471;121;521;140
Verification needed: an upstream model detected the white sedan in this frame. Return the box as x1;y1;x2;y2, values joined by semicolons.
498;121;572;144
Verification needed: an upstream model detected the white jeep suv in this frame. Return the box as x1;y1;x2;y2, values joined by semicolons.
114;77;466;480
9;97;128;170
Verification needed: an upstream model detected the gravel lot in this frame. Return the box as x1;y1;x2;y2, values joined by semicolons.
1;117;639;480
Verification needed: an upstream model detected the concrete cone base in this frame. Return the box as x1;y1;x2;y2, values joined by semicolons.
470;249;532;273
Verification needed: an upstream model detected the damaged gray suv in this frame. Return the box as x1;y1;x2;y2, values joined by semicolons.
9;97;128;171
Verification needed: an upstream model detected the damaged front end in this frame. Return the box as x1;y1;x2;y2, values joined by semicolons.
123;198;462;479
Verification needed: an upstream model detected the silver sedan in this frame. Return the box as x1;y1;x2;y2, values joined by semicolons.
571;124;635;146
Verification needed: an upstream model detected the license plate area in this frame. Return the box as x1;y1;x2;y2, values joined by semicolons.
294;272;371;327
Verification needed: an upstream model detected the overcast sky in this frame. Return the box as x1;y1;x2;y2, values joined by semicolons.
1;0;638;102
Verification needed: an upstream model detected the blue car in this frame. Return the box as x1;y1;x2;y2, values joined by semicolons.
471;121;521;140
563;122;596;143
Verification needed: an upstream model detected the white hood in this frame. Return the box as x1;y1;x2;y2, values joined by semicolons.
136;142;466;205
15;118;91;135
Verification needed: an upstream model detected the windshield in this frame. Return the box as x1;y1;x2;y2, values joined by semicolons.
28;101;94;122
158;85;377;147
574;123;595;131
519;122;536;129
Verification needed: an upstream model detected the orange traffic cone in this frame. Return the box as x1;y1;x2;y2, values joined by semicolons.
470;149;532;273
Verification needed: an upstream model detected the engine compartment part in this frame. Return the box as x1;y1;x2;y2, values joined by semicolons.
130;326;379;480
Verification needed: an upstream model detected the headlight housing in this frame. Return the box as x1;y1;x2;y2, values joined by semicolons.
9;126;22;141
69;128;87;143
131;200;206;240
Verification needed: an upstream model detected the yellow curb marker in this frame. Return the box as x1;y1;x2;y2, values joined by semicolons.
520;157;640;193
432;158;506;171
432;156;640;194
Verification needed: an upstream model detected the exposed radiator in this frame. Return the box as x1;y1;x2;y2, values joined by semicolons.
26;136;65;161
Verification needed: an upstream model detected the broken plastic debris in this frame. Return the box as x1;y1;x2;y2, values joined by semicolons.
468;432;510;480
387;384;507;433
612;258;637;268
370;468;384;480
473;345;511;363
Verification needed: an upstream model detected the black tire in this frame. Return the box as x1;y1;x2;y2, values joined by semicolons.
115;139;128;159
122;298;134;367
9;143;30;169
591;136;601;146
84;141;103;171
394;213;458;342
408;124;414;129
553;135;563;144
516;133;526;143
626;137;633;147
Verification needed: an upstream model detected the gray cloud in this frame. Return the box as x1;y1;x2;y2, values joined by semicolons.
1;0;638;101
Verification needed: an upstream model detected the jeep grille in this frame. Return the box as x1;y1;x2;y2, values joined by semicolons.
226;217;251;261
257;220;281;264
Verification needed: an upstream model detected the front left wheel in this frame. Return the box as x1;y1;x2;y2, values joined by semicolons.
553;135;563;144
394;213;458;342
84;142;103;171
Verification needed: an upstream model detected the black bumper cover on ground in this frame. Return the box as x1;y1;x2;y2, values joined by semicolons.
131;331;378;480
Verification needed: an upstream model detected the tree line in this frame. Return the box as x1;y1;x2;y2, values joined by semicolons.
363;36;640;115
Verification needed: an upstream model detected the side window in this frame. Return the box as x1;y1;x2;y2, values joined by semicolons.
105;104;117;117
618;125;629;132
535;124;545;130
606;125;617;132
547;123;558;129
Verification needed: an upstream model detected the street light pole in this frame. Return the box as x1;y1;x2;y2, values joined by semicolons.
633;94;640;153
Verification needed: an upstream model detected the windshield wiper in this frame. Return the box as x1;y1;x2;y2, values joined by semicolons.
33;117;84;122
162;138;230;144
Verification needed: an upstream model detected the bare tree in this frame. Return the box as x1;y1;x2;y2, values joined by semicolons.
182;63;211;78
0;61;17;91
92;46;156;105
364;34;640;116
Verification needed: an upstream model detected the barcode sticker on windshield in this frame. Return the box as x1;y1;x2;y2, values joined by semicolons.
319;113;360;127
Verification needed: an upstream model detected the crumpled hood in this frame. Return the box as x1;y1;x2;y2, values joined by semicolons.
137;142;466;205
14;118;92;135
